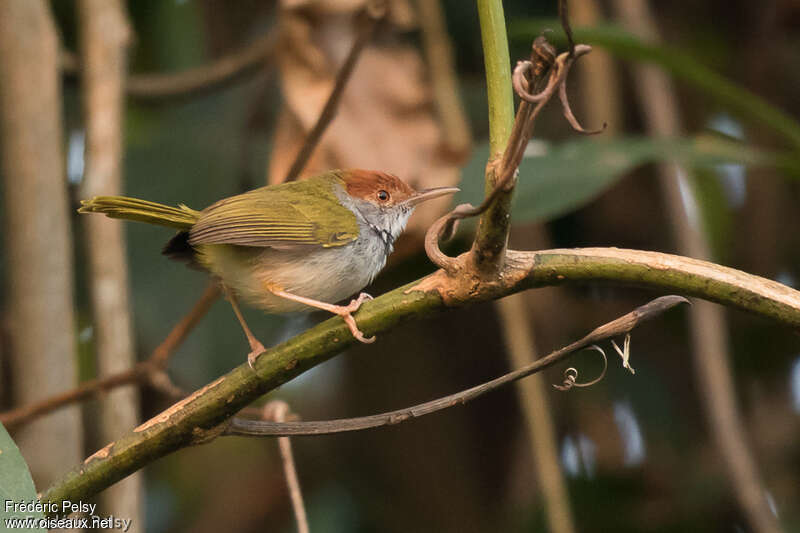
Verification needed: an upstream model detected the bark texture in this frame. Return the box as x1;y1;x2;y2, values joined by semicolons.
0;0;83;487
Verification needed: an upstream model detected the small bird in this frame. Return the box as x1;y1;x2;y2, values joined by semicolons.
79;169;458;367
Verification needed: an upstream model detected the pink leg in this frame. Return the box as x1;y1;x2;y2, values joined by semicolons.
267;285;375;343
222;284;266;368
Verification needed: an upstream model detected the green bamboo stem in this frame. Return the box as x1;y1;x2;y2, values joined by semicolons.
473;0;516;271
477;0;514;154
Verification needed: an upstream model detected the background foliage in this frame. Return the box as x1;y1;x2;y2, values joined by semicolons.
2;0;800;532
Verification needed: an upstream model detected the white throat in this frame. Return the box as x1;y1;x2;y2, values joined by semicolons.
335;185;414;257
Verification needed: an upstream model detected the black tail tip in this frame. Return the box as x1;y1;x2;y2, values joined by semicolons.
163;231;194;262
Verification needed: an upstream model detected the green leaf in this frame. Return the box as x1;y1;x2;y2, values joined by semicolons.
509;20;800;151
455;136;774;224
0;422;46;532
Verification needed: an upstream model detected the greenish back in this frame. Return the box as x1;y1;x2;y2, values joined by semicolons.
189;172;359;248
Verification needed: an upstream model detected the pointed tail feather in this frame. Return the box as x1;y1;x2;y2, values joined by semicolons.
79;196;199;230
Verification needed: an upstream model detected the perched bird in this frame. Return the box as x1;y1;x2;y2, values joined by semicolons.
79;169;458;367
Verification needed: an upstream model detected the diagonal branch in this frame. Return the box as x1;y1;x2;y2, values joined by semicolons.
0;282;220;429
225;296;687;436
61;31;276;100
40;247;800;510
256;402;309;533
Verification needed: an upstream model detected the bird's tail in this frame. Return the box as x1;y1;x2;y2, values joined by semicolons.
78;196;200;230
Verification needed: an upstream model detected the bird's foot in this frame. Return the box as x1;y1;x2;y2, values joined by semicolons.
247;339;267;369
343;292;373;313
335;293;374;343
264;285;376;344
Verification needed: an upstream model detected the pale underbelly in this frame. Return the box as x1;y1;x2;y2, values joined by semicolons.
195;242;386;313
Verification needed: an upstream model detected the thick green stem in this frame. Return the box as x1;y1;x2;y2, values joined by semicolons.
41;247;800;508
477;0;514;154
473;0;515;271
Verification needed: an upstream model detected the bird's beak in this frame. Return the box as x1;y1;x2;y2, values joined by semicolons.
404;186;460;208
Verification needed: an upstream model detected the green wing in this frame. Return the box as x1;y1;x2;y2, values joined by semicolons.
188;175;359;248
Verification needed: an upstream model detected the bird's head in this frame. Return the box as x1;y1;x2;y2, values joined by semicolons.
338;169;459;246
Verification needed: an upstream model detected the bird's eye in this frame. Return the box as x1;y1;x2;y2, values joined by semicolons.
377;190;390;202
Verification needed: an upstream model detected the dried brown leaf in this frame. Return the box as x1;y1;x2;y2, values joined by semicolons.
269;0;466;250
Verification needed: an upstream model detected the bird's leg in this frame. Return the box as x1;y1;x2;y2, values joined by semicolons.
265;284;375;343
222;284;266;368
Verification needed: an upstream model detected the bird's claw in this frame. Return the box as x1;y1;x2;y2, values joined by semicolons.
336;293;375;343
247;339;267;370
335;293;375;343
342;292;373;313
341;312;375;343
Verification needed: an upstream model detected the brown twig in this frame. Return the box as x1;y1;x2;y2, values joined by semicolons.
425;37;599;274
559;0;575;57
258;402;309;533
282;2;385;182
224;296;688;437
61;32;275;100
0;367;141;429
150;283;221;367
0;282;220;429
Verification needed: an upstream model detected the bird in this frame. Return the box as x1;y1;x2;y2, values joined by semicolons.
79;169;459;367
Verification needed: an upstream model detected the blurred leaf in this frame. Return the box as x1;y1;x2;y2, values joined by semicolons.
510;20;800;151
456;135;775;224
0;422;45;531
